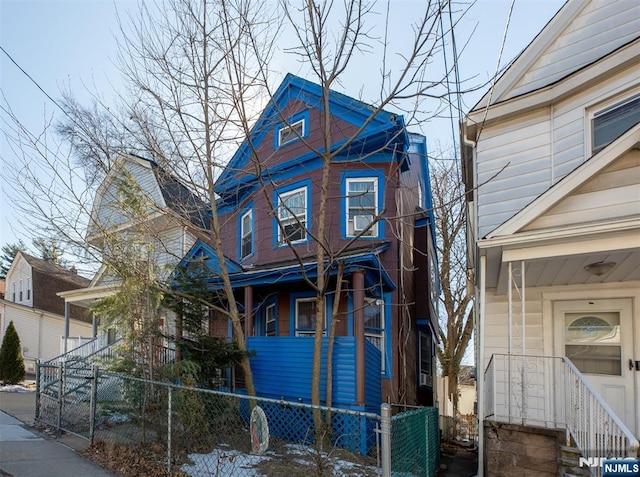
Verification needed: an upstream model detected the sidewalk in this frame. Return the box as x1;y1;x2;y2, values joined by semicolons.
0;387;115;477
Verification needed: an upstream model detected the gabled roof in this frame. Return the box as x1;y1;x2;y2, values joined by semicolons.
484;122;640;241
88;154;209;238
215;73;407;198
178;239;243;278
18;252;91;289
472;0;640;112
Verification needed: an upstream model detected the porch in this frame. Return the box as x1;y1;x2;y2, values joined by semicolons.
483;353;639;474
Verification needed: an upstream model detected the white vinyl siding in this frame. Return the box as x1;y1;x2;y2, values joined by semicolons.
92;160;165;236
476;64;638;238
0;302;92;373
508;1;640;100
524;150;640;231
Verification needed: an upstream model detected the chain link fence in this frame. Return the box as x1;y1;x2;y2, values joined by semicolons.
36;361;442;476
390;406;440;477
37;363;384;476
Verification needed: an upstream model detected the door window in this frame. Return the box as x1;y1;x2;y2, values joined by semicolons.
565;312;621;375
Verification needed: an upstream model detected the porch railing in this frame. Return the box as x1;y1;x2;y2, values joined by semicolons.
484;354;639;463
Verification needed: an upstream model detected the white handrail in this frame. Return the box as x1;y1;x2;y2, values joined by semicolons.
484;354;639;464
562;357;639;461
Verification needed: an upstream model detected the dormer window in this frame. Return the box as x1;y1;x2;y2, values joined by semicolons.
592;93;640;155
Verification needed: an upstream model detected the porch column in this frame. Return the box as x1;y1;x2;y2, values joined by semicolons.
92;312;98;339
353;270;365;405
244;285;254;338
64;301;70;354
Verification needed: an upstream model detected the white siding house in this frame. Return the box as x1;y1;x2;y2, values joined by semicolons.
59;154;207;352
462;1;640;474
1;252;93;372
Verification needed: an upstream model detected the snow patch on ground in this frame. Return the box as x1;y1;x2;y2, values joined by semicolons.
0;384;34;393
181;448;270;477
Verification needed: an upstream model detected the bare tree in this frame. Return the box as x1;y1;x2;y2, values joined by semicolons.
2;1;473;432
430;155;473;421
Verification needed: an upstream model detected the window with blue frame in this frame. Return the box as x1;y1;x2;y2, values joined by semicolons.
295;297;325;336
364;298;386;372
346;178;378;237
275;110;309;149
276;186;307;244
240;208;253;259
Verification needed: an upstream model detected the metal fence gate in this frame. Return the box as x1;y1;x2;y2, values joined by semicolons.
35;358;97;439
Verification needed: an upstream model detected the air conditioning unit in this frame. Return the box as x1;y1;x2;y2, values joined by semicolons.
353;214;372;232
420;373;430;387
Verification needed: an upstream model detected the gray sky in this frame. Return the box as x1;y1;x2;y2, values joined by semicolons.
0;0;566;253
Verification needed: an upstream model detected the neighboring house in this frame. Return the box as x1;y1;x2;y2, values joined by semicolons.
462;0;640;475
437;365;476;417
179;74;440;410
0;252;92;372
58;154;209;354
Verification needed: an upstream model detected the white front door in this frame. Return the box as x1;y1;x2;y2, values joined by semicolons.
553;298;637;436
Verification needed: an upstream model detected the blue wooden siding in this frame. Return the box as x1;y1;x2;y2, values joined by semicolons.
247;336;381;408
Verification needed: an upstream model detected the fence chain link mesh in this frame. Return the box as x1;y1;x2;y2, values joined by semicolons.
36;362;442;476
390;406;440;477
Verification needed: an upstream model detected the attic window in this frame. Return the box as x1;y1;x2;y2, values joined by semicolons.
592;93;640;155
278;119;304;147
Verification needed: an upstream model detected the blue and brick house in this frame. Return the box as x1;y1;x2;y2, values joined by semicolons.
179;74;439;411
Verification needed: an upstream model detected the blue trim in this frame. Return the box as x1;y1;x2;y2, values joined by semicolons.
273;110;309;149
255;297;278;337
272;179;312;248
238;202;255;261
172;239;242;284
215;73;406;197
340;169;386;240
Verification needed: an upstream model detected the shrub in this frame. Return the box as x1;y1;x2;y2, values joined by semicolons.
0;321;26;384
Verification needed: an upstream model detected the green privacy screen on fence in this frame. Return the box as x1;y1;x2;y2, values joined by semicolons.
391;406;440;477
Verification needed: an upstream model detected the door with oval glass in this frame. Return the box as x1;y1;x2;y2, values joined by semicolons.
553;298;637;436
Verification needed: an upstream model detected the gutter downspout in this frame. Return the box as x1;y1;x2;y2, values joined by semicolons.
463;125;484;477
478;254;486;477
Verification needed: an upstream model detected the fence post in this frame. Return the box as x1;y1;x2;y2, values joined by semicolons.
89;365;98;445
35;359;41;421
167;385;172;474
380;403;391;477
57;362;64;435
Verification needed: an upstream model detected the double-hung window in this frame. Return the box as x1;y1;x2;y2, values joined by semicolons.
26;278;31;301
592;93;640;155
346;178;378;237
19;280;23;302
277;186;307;244
295;298;325;337
364;298;386;373
240;209;253;259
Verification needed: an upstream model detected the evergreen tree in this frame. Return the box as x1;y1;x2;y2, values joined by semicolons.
0;321;26;385
0;241;26;280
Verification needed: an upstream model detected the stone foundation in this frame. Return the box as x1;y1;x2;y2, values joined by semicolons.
484;420;564;476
